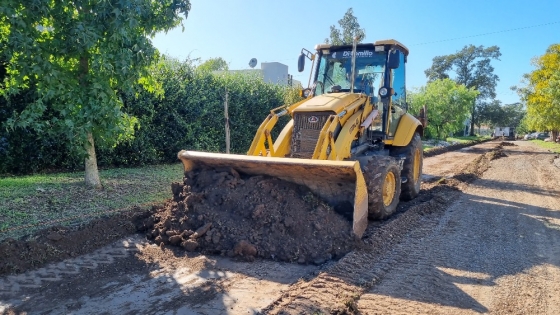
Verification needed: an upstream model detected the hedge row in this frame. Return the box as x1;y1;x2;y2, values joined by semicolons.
0;58;302;174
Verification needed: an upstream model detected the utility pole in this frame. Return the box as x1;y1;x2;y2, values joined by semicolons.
224;88;230;154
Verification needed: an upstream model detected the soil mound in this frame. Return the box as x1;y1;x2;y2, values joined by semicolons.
499;141;516;146
487;148;508;160
141;168;355;264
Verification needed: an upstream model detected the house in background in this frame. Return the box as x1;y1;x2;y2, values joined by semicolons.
214;62;301;87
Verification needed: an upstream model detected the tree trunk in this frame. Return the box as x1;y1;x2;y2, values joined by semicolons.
79;54;100;187
84;132;101;188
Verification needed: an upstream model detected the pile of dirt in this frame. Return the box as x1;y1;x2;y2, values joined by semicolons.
140;168;355;264
500;141;517;146
431;148;505;186
487;149;508;160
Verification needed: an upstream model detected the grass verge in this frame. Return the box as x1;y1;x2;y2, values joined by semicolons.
446;135;492;143
0;163;183;241
422;135;491;151
530;140;560;153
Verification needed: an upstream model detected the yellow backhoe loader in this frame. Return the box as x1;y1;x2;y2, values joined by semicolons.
178;39;426;239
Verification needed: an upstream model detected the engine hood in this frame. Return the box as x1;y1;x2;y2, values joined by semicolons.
294;93;363;113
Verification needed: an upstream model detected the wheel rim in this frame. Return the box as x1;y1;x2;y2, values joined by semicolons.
413;148;421;183
383;171;396;206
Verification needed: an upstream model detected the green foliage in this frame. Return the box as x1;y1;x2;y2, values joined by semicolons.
446;135;491;143
530;140;560;154
0;57;303;174
477;100;525;128
325;8;366;45
197;57;229;72
0;0;191;182
111;58;303;159
515;116;532;135
515;43;560;137
425;45;501;134
425;45;501;99
408;79;479;140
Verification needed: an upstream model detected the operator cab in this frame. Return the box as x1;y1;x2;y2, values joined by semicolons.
313;46;384;96
298;40;408;139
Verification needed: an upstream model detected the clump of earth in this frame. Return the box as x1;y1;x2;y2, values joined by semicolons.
499;141;516;146
141;168;355;264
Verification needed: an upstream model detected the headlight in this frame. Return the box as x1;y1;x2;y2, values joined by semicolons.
379;87;388;96
302;89;311;98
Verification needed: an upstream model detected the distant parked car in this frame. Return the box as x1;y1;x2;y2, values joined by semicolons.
524;132;549;140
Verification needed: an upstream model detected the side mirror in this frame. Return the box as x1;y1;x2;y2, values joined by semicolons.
387;49;401;69
298;53;305;72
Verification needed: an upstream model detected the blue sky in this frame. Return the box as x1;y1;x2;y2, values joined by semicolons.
152;0;560;105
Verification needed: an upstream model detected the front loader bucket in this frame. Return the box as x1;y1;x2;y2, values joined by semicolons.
177;150;368;239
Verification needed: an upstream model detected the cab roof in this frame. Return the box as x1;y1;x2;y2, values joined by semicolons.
315;39;409;56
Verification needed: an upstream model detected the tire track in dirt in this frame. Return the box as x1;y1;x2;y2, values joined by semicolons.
356;141;560;315
262;191;458;314
0;236;141;296
0;236;319;314
261;141;502;314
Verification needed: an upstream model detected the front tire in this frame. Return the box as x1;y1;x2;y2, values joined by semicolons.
391;132;423;201
362;156;402;220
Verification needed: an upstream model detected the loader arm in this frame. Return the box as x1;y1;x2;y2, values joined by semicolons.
247;97;309;157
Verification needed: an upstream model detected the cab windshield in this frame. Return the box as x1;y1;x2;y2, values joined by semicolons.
314;48;386;96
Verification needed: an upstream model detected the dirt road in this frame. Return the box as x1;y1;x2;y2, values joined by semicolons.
1;141;559;314
356;141;560;315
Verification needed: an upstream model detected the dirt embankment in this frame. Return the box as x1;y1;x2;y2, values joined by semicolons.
141;168;355;264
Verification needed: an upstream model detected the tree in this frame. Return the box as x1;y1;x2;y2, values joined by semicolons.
425;45;501;135
0;0;191;187
325;8;366;45
477;100;525;129
515;44;560;141
198;57;229;72
409;79;479;140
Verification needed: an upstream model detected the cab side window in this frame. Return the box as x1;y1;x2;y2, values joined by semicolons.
392;51;406;107
389;51;406;136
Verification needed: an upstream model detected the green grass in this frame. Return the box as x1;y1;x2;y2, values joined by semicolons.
530;140;560;153
446;135;492;143
0;163;184;241
422;135;490;152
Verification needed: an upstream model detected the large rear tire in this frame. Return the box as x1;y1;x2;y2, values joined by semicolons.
391;132;423;201
362;156;402;220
